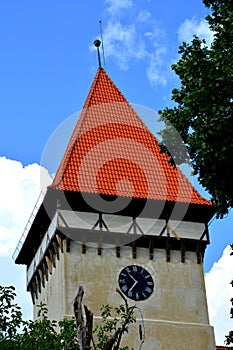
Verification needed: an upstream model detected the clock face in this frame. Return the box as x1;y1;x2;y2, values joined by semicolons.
118;265;154;301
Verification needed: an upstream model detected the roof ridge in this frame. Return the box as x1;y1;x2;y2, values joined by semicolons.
82;68;104;109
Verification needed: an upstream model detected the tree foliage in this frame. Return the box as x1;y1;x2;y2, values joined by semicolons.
0;285;79;350
0;285;24;350
93;303;135;350
0;285;136;350
158;0;233;218
19;303;79;350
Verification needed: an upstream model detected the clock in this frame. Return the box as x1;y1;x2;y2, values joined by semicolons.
118;265;154;301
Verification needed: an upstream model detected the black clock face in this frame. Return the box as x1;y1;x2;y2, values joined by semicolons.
118;265;154;301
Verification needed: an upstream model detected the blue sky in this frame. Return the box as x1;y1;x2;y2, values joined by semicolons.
0;0;232;345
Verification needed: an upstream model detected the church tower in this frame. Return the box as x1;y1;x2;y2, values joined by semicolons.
14;67;216;349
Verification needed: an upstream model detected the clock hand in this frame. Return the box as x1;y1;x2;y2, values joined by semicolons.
128;273;137;283
128;280;138;293
127;273;138;292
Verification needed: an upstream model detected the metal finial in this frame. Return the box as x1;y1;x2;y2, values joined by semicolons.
93;39;102;68
99;21;106;68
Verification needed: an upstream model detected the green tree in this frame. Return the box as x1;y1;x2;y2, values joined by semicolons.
19;303;79;350
0;286;136;349
158;0;233;344
0;285;24;350
158;0;233;218
0;285;79;350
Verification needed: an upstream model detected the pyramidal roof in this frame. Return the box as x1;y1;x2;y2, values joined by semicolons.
50;68;211;207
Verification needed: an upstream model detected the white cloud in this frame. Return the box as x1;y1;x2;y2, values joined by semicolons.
146;47;167;87
0;156;52;320
137;10;151;23
205;245;233;346
0;157;52;257
100;1;168;86
104;0;132;16
178;17;214;46
102;19;167;86
102;21;147;70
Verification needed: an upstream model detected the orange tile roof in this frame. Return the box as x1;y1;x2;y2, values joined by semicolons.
51;68;212;207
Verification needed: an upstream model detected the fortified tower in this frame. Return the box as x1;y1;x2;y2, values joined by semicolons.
14;66;216;349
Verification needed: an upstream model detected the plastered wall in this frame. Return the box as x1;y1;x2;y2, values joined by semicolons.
34;241;216;349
